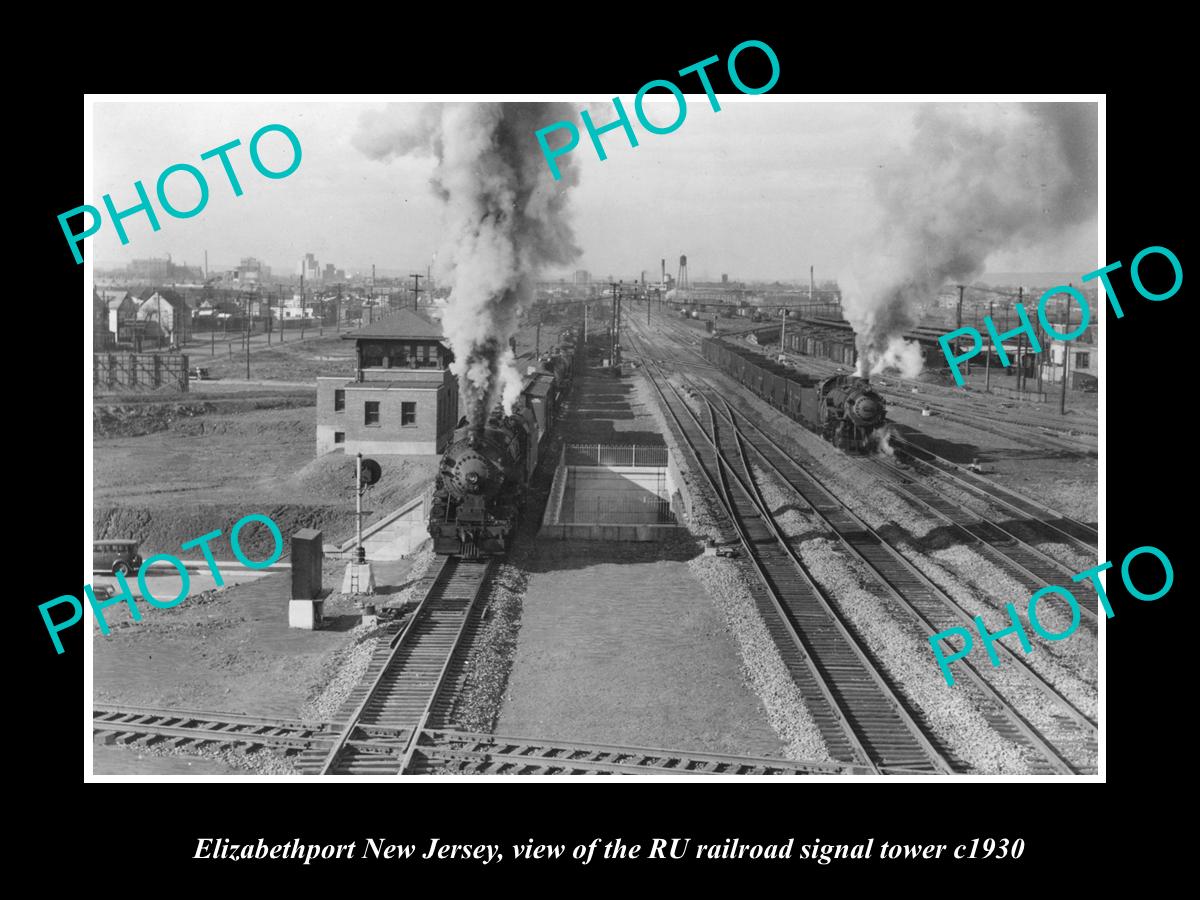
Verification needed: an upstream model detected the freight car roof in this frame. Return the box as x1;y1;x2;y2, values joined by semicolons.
706;338;820;386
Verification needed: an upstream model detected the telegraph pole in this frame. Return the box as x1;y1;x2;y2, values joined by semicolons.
1060;343;1070;415
609;281;618;366
244;293;250;380
956;284;964;376
985;301;993;391
410;273;424;311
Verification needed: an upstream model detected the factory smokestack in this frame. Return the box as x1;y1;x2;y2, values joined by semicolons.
353;102;583;427
842;102;1097;378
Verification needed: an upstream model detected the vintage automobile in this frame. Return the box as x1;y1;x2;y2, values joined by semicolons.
93;539;143;576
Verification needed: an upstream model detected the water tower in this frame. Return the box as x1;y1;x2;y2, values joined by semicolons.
677;255;690;291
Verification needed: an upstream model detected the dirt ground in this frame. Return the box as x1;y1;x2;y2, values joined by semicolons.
94;402;437;560
92;555;424;774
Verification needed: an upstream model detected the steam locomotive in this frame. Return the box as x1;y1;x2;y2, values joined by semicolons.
701;337;887;453
428;342;576;557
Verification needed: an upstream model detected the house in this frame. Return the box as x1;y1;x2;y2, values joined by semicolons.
315;309;459;457
136;293;177;342
1044;338;1099;389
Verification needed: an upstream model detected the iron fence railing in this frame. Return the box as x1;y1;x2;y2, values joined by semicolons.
564;444;669;467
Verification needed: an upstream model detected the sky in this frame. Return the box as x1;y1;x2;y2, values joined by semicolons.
90;99;1099;284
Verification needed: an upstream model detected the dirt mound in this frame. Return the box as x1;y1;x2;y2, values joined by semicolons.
94;402;216;438
94;395;315;439
169;416;311;439
287;453;438;506
94;503;354;562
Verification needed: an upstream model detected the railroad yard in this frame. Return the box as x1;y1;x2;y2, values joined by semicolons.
91;301;1098;777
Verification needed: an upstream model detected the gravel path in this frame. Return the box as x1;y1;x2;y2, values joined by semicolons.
298;621;388;724
688;556;832;763
448;563;526;732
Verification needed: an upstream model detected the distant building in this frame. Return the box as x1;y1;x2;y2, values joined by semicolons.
1045;338;1099;388
299;253;320;283
237;257;270;285
316;309;459;456
98;289;137;334
323;263;338;282
136;293;178;343
129;258;171;280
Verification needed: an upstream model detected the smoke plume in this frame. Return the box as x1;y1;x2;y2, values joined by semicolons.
842;103;1097;378
353;103;582;426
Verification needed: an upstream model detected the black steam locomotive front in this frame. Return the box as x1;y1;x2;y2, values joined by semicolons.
429;416;530;557
817;375;887;452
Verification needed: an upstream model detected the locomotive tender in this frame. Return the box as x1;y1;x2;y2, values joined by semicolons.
428;341;576;557
701;337;886;453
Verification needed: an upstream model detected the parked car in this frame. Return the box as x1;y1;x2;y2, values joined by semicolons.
190;366;210;381
93;539;143;576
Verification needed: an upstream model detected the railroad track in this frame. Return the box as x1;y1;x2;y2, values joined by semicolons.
92;705;336;752
629;323;1096;773
890;438;1098;551
629;338;955;774
296;556;495;775
93;706;900;775
687;380;1096;773
637;317;1098;556
408;730;892;775
860;452;1101;625
782;347;1098;454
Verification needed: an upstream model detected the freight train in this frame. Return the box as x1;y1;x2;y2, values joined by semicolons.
701;337;887;453
428;339;577;557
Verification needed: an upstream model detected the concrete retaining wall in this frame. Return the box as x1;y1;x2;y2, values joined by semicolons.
540;524;680;541
328;490;429;561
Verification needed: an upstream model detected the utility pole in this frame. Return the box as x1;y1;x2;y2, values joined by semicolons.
535;318;541;358
583;303;588;344
985;301;993;391
1061;341;1070;415
410;273;424;311
1015;287;1023;390
956;284;964;376
336;284;342;332
615;282;623;364
244;293;250;380
609;281;617;366
780;305;787;356
810;265;815;305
